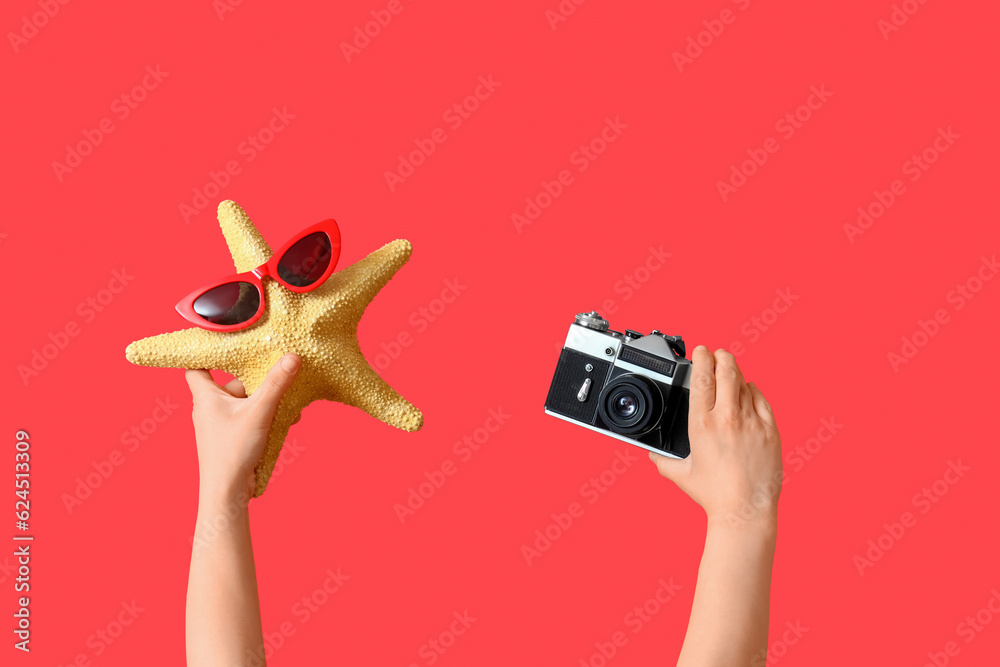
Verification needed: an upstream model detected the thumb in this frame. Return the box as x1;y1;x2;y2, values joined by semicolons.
648;450;688;485
249;353;300;424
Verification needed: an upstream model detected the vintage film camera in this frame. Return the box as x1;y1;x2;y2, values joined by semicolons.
544;311;692;458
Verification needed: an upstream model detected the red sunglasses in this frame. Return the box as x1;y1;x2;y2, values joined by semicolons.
176;219;342;331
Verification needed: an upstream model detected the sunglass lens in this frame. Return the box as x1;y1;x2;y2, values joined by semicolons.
193;282;260;325
277;232;333;287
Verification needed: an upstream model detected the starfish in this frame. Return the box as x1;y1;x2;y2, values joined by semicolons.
125;200;423;496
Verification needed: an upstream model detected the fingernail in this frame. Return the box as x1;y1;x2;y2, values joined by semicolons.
693;345;708;353
648;451;658;460
281;354;299;373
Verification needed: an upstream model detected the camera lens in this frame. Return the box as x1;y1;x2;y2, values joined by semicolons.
613;393;638;419
606;387;645;427
598;374;663;436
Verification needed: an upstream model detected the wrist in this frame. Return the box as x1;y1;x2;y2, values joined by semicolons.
198;479;253;512
706;505;778;537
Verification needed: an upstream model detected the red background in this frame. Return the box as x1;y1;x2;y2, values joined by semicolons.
3;0;999;665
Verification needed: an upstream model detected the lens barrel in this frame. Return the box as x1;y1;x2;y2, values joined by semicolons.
597;374;663;436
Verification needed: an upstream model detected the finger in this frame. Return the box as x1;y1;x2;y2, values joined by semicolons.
649;450;689;484
712;349;744;412
747;382;776;427
223;377;247;398
739;378;754;415
249;353;301;424
184;369;221;398
689;345;716;414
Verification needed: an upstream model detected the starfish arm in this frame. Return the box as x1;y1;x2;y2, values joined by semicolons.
327;352;423;432
252;381;314;496
125;327;244;372
315;239;413;329
218;200;272;272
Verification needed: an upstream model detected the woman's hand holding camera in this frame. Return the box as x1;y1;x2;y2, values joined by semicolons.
649;346;781;529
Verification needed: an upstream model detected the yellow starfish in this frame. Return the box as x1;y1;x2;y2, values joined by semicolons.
125;200;423;496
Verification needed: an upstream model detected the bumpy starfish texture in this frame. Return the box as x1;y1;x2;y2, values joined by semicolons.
125;200;422;496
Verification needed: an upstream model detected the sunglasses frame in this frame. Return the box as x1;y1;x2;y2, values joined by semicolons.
175;219;342;332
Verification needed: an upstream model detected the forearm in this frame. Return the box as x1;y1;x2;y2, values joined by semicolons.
676;516;777;667
186;488;265;667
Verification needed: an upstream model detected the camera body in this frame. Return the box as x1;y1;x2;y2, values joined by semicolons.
544;311;692;459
